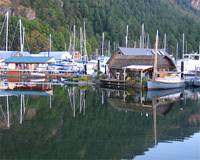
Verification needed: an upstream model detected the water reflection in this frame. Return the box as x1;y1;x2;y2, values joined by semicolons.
67;86;86;117
0;81;199;159
0;80;53;129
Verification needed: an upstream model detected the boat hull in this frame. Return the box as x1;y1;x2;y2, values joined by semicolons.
193;78;200;87
147;80;185;90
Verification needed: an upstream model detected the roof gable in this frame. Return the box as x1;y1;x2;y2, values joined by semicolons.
0;51;30;59
119;47;168;56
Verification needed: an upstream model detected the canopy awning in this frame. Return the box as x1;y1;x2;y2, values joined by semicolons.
122;65;153;71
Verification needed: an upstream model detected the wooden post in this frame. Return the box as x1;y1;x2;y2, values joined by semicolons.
84;63;87;74
181;61;184;79
123;68;126;81
97;59;100;71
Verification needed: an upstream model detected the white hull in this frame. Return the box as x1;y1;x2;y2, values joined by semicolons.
31;72;45;77
147;78;185;90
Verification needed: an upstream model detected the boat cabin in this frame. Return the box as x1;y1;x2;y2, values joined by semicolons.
39;51;72;62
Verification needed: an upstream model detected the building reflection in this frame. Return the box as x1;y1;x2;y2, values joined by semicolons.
100;87;184;145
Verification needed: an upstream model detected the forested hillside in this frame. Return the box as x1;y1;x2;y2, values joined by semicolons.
1;0;200;57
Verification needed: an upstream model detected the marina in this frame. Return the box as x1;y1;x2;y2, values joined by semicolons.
1;1;200;159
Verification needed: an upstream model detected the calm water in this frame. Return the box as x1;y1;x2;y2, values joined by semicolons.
0;82;199;159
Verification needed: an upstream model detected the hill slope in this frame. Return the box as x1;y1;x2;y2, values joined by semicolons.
1;0;200;56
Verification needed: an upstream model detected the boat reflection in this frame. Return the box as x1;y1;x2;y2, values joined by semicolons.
101;88;183;114
0;79;53;129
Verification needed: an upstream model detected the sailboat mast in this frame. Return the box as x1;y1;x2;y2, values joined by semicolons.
108;40;111;56
102;32;104;56
69;34;72;51
142;23;145;48
48;33;51;57
176;42;179;60
5;11;9;51
73;24;76;52
83;20;87;60
164;33;166;51
125;25;129;48
19;19;23;53
147;33;149;49
22;27;25;52
182;33;185;59
199;42;200;54
153;30;159;80
80;27;83;57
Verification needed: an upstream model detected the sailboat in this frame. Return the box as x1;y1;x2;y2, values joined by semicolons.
146;30;185;90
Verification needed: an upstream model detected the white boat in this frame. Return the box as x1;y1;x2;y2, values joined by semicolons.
146;31;185;90
147;75;185;90
99;56;110;73
193;77;200;87
176;53;200;77
86;59;97;75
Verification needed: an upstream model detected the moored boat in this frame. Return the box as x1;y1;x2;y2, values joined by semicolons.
147;76;185;90
146;30;185;90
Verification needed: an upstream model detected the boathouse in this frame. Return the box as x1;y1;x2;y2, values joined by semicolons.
0;51;30;68
4;56;55;71
107;47;176;81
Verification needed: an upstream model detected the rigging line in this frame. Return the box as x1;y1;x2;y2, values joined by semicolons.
10;21;19;50
24;33;30;52
0;15;6;35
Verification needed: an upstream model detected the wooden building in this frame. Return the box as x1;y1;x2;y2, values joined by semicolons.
4;56;55;77
107;47;176;81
